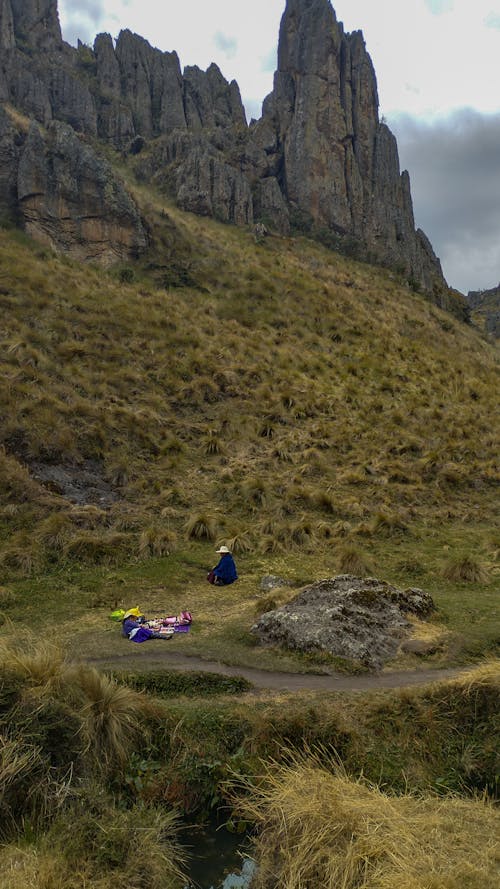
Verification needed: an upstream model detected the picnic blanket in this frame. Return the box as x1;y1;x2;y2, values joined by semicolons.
126;610;192;643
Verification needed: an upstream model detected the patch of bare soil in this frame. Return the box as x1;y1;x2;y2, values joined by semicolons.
29;459;119;506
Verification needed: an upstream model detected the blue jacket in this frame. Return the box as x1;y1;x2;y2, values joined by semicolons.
213;553;238;585
123;616;141;637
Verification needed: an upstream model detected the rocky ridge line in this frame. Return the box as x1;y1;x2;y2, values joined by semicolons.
0;0;466;314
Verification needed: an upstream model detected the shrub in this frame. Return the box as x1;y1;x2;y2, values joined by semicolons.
226;531;253;554
0;533;41;576
336;545;372;576
64;666;151;771
0;636;65;688
0;735;46;839
36;512;72;554
113;670;253;698
243;477;268;507
62;531;131;564
290;518;314;546
0;798;188;889
184;513;217;541
201;429;224;455
442;556;489;583
138;525;177;558
371;511;409;536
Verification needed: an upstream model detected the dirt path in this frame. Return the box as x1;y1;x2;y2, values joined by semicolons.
86;649;469;692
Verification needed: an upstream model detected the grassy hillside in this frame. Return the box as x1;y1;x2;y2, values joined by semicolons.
0;192;499;664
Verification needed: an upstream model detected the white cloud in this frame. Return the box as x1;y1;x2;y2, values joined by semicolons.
213;31;238;59
424;0;454;13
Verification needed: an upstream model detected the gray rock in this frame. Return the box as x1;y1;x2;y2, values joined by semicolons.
29;459;118;506
260;575;291;592
257;0;445;293
253;177;290;234
0;106;21;220
467;284;500;338
10;0;62;51
400;639;438;656
0;0;15;50
114;29;186;138
251;575;436;671
0;0;464;308
176;147;253;225
17;120;149;264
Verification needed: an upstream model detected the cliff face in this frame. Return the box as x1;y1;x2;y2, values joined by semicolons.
0;105;148;264
257;0;443;290
467;285;500;338
0;0;450;298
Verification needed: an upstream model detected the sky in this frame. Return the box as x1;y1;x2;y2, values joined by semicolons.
57;0;500;295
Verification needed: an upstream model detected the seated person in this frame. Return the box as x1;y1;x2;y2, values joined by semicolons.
122;607;145;638
208;545;238;586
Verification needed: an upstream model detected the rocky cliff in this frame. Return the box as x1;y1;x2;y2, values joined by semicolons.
0;105;148;264
467;285;500;338
0;0;455;301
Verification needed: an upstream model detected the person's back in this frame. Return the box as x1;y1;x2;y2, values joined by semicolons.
212;546;238;585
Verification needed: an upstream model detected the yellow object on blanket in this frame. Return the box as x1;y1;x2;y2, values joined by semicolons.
123;606;144;619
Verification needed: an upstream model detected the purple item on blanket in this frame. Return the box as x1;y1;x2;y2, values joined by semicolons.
173;624;190;633
129;626;154;643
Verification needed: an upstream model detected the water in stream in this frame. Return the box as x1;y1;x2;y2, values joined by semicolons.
182;822;255;889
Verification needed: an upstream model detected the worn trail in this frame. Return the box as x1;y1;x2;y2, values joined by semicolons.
86;649;468;692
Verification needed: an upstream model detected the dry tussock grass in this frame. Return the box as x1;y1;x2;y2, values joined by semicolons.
442;556;489;583
446;658;500;693
0;633;66;689
234;752;500;889
64;665;152;766
0;198;498;576
0;804;187;889
0;633;154;771
336;544;373;576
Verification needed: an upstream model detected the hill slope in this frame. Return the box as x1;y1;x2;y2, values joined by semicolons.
0;196;498;584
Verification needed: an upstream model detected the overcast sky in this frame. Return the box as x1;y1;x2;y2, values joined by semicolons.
57;0;500;295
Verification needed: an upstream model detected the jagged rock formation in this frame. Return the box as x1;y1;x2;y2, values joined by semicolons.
0;0;457;301
467;285;500;338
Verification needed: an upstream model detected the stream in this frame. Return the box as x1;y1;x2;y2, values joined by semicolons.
182;821;256;889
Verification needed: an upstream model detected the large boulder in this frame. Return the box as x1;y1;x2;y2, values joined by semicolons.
252;575;435;671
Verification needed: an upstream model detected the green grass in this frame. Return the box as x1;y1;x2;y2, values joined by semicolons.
0;165;498;670
1;106;498;889
3;529;498;672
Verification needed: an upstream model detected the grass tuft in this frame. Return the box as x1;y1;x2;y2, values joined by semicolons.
184;513;217;541
232;751;500;889
336;545;373;576
442;556;489;583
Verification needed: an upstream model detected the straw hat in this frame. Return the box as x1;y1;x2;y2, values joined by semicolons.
216;545;231;554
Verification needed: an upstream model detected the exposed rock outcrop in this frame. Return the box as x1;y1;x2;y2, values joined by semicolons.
252;575;435;671
255;0;444;292
467;284;500;338
0;106;148;263
10;0;62;51
0;0;460;302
